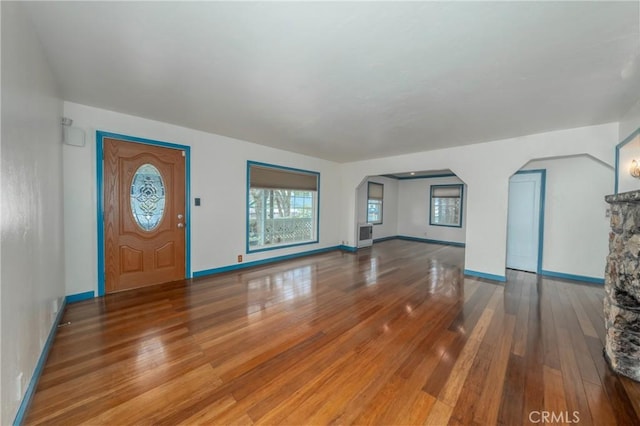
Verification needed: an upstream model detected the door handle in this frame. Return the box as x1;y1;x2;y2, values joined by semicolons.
177;223;184;228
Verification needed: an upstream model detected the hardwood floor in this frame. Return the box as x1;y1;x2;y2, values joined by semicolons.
25;240;640;425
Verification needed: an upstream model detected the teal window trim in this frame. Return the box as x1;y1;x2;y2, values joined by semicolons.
246;161;320;254
429;184;464;228
367;182;384;225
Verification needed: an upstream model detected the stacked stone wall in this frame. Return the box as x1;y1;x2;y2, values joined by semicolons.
605;190;640;381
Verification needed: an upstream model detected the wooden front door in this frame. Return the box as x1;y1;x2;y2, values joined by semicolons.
104;138;186;293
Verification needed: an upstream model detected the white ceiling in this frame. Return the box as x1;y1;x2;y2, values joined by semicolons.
23;1;640;163
384;169;454;179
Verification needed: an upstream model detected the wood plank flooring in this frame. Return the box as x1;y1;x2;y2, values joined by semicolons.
24;240;640;425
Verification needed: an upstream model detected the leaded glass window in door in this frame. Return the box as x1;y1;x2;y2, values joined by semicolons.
130;163;166;231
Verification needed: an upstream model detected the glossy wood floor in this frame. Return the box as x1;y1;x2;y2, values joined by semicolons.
25;240;640;425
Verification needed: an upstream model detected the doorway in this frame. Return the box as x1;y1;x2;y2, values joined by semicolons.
97;132;191;295
506;170;546;273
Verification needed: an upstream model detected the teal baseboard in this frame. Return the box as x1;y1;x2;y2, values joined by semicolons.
540;270;604;285
65;291;95;304
338;245;358;252
464;269;507;282
13;297;67;426
397;235;466;247
372;236;397;243
193;245;343;278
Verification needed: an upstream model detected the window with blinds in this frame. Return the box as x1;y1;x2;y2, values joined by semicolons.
247;162;320;252
367;182;384;224
430;184;463;227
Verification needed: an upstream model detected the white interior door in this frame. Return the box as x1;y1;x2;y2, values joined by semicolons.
507;172;543;272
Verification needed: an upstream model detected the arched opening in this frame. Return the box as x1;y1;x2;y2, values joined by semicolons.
353;169;468;250
506;154;613;282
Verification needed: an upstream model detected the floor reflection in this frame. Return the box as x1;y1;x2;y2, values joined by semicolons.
246;265;314;315
29;240;628;426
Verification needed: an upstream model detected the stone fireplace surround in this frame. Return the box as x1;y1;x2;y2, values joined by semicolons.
605;189;640;382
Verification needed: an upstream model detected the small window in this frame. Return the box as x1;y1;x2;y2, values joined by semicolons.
367;182;383;224
247;162;319;252
430;184;463;227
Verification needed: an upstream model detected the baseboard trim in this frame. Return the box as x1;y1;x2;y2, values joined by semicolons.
13;297;67;426
338;245;358;252
464;269;507;282
372;236;397;243
397;235;466;247
540;270;604;285
193;245;344;278
65;291;95;304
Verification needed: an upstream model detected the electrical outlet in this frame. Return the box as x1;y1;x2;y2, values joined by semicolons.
16;372;23;400
237;254;243;263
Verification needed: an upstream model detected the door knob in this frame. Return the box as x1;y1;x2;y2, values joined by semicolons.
177;214;184;220
177;223;184;228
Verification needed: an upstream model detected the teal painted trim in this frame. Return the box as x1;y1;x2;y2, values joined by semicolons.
96;131;192;296
65;291;94;304
615;127;640;194
246;161;251;254
541;270;604;285
373;236;397;243
515;169;546;274
398;173;457;180
246;240;321;254
13;298;67;426
397;235;466;247
429;184;464;228
185;145;192;278
316;167;321;247
615;143;620;194
194;246;340;278
246;161;320;254
96;132;105;296
538;171;547;275
339;245;358;252
515;169;545;175
464;269;507;282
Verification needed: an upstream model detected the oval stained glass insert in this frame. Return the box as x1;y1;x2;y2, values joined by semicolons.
130;163;166;231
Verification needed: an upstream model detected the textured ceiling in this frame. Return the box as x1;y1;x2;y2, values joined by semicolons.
23;1;640;162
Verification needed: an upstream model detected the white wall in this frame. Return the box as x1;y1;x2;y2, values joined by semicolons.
619;99;640;144
617;99;640;193
397;176;467;244
618;133;640;193
340;123;618;279
1;2;65;424
62;102;343;296
356;176;398;240
356;179;367;225
521;156;613;279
